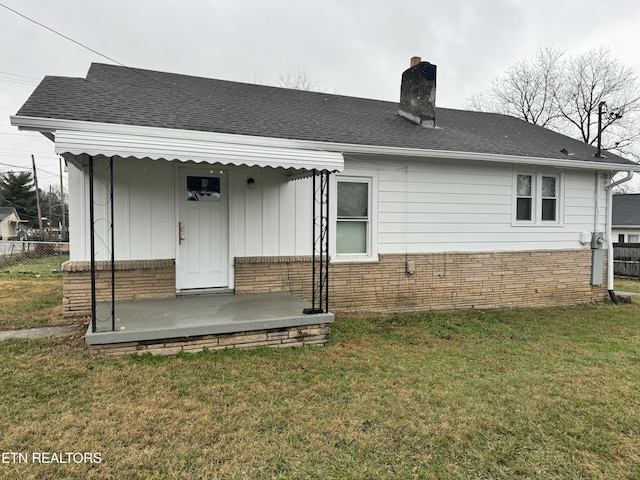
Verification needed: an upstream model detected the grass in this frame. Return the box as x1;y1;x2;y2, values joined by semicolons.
615;277;640;294
0;303;639;479
0;254;69;330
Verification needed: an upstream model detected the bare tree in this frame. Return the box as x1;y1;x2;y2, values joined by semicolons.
556;47;640;156
275;70;319;91
469;46;640;160
470;47;563;128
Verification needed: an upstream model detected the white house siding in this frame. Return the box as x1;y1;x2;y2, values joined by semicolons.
68;156;175;261
69;156;313;262
343;156;607;255
69;153;608;263
229;167;312;258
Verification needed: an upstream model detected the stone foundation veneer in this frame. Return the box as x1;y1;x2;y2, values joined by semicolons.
62;259;175;319
63;250;607;320
88;323;330;357
235;249;608;313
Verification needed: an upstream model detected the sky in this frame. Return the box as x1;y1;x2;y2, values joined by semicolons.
1;0;640;192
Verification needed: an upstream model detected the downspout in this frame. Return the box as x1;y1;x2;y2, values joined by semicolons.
604;171;634;303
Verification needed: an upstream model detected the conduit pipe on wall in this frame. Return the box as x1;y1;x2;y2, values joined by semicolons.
604;171;634;303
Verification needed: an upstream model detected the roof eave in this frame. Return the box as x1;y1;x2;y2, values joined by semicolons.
11;115;640;172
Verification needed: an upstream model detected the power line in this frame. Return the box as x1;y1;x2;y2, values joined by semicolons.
0;70;40;81
0;3;126;67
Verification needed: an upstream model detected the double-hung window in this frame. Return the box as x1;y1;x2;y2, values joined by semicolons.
541;176;557;221
514;172;562;224
516;174;533;221
334;174;377;260
337;180;369;254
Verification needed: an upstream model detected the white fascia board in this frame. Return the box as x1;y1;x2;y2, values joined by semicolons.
11;115;640;173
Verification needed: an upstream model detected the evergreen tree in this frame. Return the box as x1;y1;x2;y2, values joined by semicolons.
0;171;39;226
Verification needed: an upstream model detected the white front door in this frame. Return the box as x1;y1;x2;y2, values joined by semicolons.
177;167;228;290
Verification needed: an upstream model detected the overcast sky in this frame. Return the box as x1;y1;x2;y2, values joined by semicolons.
1;0;640;190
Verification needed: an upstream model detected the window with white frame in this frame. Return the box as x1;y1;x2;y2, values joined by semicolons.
336;180;370;255
514;172;562;224
541;175;558;221
516;174;533;221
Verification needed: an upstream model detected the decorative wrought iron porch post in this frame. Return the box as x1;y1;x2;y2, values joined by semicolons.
89;155;96;332
89;155;116;332
304;169;331;314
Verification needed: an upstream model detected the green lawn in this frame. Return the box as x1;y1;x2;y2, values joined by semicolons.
0;254;70;330
615;277;640;294
1;303;639;479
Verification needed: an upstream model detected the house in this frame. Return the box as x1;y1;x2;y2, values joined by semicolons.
0;207;24;240
612;194;640;243
11;57;640;354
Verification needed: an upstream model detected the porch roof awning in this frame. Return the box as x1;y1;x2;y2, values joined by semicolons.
54;130;344;173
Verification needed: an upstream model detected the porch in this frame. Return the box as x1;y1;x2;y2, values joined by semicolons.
85;292;334;356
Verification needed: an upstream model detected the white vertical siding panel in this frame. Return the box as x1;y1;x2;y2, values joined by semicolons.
243;170;263;256
148;160;174;258
278;179;297;255
91;156;112;261
112;157;131;260
262;170;280;256
128;160;152;259
67;160;84;261
230;172;246;257
294;178;312;255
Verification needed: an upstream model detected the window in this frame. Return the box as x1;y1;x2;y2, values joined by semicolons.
514;172;562;224
337;181;369;254
186;175;220;202
332;173;377;261
541;176;557;221
630;234;639;243
618;234;626;243
516;174;533;221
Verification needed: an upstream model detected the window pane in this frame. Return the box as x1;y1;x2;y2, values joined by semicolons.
338;182;368;217
517;175;532;196
630;235;639;243
542;198;556;221
542;176;556;198
187;176;221;202
516;198;532;221
337;221;367;254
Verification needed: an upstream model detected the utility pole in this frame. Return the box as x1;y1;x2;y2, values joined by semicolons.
31;154;43;236
595;101;606;158
48;185;53;240
59;156;66;240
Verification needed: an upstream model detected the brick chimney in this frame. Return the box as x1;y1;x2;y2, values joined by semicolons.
398;57;437;128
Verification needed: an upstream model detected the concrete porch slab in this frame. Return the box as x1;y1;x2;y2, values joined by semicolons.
85;292;334;345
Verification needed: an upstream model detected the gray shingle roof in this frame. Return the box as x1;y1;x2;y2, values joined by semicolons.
15;63;636;166
0;207;18;221
613;194;640;226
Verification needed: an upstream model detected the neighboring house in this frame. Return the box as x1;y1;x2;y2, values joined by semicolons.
0;207;23;240
11;58;640;337
613;194;640;243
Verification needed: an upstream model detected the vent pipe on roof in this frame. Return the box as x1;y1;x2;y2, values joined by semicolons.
399;57;437;128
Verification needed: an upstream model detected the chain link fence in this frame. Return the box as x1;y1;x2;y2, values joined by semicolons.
0;241;70;278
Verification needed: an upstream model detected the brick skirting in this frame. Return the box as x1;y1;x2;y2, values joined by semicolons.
62;259;175;319
235;249;608;313
88;323;330;357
